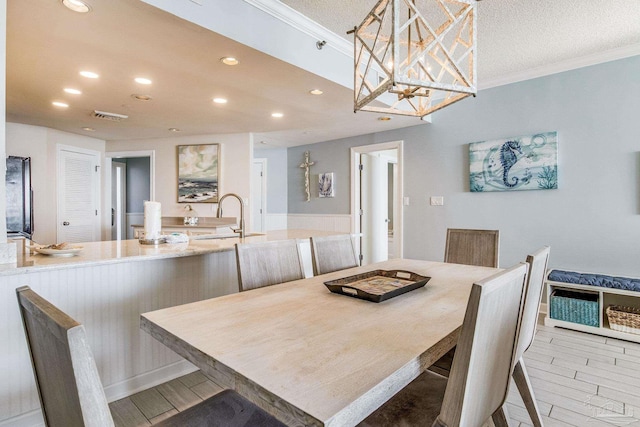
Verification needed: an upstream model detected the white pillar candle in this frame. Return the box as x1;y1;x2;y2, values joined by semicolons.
143;201;162;240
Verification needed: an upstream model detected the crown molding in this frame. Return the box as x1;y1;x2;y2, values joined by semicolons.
479;44;640;90
243;1;639;91
242;0;353;57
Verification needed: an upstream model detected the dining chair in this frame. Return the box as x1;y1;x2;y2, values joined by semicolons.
310;234;359;275
16;286;285;427
429;228;501;377
358;262;528;427
512;246;550;427
235;239;305;291
444;228;500;268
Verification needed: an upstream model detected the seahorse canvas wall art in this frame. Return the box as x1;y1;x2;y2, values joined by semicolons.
469;132;558;193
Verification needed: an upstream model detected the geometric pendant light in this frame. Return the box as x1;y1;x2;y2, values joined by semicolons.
353;0;477;118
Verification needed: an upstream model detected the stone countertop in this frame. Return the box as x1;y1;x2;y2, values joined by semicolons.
1;230;344;277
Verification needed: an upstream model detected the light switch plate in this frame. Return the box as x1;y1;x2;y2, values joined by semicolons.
403;197;410;206
430;196;444;206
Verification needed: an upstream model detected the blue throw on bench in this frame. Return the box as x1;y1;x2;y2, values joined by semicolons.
548;270;640;292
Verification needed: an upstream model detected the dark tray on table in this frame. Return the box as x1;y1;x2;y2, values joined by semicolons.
324;270;431;303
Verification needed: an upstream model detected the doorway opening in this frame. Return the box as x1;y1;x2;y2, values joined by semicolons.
351;141;403;265
106;151;155;240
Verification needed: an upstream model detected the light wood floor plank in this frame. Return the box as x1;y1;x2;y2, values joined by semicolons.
605;337;640;351
524;357;576;378
523;350;555;364
129;388;175;420
507;383;553;416
615;357;640;371
109;397;151;427
598;386;640;408
155;378;203;411
528;367;598;395
576;372;640;398
148;409;178;424
177;370;208;388
549;406;622;427
588;358;640;380
537;325;607;343
191;380;224;400
549;334;625;354
527;342;592;364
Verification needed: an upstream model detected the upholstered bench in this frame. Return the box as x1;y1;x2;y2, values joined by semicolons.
545;269;640;342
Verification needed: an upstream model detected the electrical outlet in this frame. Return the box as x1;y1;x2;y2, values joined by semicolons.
430;196;444;206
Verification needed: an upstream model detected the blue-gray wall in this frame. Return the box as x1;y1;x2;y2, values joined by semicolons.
254;147;288;213
123;157;151;213
287;56;640;276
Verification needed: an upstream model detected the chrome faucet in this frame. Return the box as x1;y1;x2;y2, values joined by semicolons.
216;193;246;238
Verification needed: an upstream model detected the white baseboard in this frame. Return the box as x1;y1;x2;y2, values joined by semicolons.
0;360;197;427
104;359;197;402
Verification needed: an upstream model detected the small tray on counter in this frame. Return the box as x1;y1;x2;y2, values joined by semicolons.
324;270;430;303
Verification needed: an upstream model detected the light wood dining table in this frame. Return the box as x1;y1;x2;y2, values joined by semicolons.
140;259;498;426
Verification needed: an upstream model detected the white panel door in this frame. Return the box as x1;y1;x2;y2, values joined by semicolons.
360;153;388;265
251;160;266;232
57;147;100;243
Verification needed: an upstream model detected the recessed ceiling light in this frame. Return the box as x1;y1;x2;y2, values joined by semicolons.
169;128;181;132
309;89;323;95
131;94;152;101
64;88;82;95
52;101;69;108
80;70;99;79
135;77;152;85
62;0;91;13
82;127;95;132
378;116;392;121
220;57;239;66
213;98;228;104
271;112;284;118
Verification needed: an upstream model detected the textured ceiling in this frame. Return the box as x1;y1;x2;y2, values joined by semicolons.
280;0;640;84
5;0;640;146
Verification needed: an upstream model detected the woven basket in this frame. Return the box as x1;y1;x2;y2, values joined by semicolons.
606;305;640;335
549;289;599;327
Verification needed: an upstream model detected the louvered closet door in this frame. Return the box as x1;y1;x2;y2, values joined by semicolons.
57;147;100;243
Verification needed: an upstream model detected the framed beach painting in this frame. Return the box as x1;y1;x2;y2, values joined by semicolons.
469;132;558;193
177;144;220;203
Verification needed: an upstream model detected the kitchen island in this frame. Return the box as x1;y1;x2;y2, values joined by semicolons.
0;230;341;427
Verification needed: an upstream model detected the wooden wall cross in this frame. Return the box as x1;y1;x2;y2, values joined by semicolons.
299;151;315;202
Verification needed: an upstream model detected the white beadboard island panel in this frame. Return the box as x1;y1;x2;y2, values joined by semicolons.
0;229;345;426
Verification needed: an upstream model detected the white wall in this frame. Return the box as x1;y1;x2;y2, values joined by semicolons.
107;133;253;225
6;123;107;244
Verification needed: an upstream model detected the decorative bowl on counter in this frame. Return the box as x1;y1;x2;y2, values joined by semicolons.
29;244;83;257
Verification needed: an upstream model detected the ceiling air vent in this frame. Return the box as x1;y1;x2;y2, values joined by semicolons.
91;110;128;121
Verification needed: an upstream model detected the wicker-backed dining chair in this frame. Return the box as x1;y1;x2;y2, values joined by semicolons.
444;228;500;268
16;286;284;427
310;234;359;276
235;239;305;291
